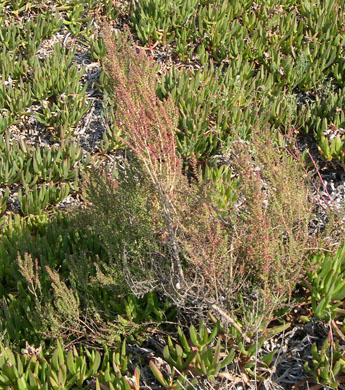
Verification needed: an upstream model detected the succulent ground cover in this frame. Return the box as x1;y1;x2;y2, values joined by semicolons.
1;0;345;389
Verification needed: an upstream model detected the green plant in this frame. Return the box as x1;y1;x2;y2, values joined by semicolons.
0;78;32;117
62;3;90;34
31;43;91;139
89;36;107;61
0;340;139;390
150;320;279;389
98;90;124;153
150;321;234;389
111;292;176;325
0;188;9;215
0;202;178;346
157;60;258;160
305;245;345;320
131;0;197;46
18;183;70;216
304;337;345;389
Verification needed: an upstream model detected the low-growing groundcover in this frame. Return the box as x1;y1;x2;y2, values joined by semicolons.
1;0;345;389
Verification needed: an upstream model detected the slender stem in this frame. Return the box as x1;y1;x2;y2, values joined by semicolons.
160;188;185;285
307;149;335;208
212;304;251;343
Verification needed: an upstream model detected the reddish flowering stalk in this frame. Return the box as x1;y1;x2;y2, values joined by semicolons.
102;26;181;196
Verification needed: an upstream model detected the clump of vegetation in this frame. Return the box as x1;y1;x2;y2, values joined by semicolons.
74;25;339;338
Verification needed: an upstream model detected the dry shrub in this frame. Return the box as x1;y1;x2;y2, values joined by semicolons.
169;129;327;328
226;133;319;320
81;25;337;330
